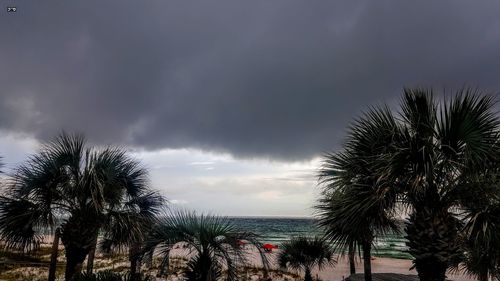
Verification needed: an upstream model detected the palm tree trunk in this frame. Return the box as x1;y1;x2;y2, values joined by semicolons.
198;252;213;281
86;235;98;274
304;267;313;281
86;246;95;274
48;228;61;281
129;243;141;281
64;243;90;281
362;241;372;281
349;241;356;275
406;208;457;281
60;215;101;281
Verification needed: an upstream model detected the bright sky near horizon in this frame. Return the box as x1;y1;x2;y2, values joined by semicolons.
2;1;500;216
0;132;321;217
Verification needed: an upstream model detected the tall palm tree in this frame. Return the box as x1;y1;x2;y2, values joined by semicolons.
0;133;163;281
317;106;401;281
143;211;268;281
277;236;335;281
318;88;500;281
388;90;499;281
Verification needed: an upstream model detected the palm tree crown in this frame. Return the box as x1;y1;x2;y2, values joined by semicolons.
0;133;163;280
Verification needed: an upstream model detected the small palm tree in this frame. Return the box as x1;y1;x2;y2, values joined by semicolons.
277;236;335;281
0;133;163;281
143;211;268;281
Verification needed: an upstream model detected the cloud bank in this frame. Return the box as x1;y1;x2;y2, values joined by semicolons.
1;0;500;160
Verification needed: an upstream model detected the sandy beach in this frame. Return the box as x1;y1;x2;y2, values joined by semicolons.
0;238;477;281
310;256;474;281
167;247;475;281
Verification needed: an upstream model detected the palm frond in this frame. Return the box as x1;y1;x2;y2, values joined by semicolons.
400;88;437;138
0;197;47;251
437;89;499;173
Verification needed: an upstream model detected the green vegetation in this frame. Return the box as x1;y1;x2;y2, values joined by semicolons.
277;236;335;281
317;88;500;281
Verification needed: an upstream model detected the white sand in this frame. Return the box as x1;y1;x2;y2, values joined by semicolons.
239;248;475;281
12;238;476;281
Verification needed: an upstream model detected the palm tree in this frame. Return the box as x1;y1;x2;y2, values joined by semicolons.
317;88;500;281
317;106;401;281
143;211;268;281
0;133;163;281
277;236;335;281
388;90;499;281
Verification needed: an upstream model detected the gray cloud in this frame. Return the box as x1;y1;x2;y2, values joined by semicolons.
1;0;500;160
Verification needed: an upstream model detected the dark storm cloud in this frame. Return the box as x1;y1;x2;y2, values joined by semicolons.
1;0;500;160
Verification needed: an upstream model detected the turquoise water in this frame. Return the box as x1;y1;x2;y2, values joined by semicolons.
40;217;411;259
228;217;412;259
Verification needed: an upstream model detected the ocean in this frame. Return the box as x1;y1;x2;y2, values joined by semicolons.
40;216;411;259
229;217;412;259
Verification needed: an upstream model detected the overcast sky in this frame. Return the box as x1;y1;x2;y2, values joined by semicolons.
1;1;500;216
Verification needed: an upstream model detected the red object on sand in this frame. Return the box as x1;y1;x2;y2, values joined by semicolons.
262;243;278;252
